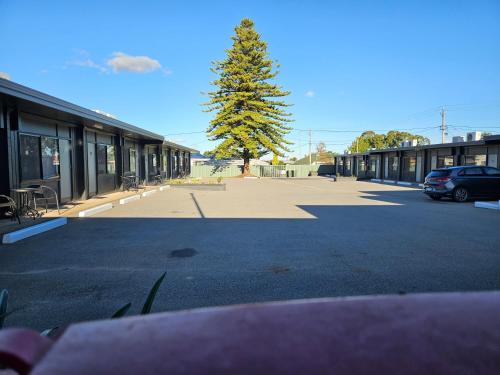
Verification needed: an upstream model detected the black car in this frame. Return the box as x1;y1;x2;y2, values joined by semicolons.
423;166;500;202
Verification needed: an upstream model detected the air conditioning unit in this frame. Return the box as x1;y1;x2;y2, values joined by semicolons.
401;140;416;147
466;131;482;142
452;136;464;143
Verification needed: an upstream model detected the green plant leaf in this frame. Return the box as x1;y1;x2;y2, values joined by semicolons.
0;290;8;329
40;327;59;337
141;272;166;315
111;302;132;319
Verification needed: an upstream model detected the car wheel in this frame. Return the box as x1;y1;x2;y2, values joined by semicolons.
452;187;469;202
430;195;442;201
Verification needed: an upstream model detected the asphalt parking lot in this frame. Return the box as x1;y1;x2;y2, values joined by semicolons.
1;177;500;331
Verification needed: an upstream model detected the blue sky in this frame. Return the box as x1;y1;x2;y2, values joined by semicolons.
1;0;499;157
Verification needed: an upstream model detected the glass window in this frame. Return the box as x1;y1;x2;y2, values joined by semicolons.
437;156;453;168
129;149;136;173
428;170;451;177
404;157;416;172
162;154;167;172
390;157;398;171
97;144;107;174
488;154;498;168
483;167;500;176
19;135;41;181
107;145;115;174
464;155;486;166
41;137;59;179
462;167;483;176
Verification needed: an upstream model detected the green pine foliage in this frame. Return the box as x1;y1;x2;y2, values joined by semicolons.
204;18;293;175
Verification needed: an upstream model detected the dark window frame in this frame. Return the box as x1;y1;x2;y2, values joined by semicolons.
19;133;63;182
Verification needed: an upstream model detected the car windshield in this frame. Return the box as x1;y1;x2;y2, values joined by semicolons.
428;170;451;177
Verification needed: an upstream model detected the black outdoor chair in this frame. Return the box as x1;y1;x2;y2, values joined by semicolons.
0;195;20;224
122;174;140;191
28;185;60;214
153;175;163;185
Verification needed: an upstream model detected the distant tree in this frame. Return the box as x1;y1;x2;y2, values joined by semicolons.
316;141;332;163
384;130;430;148
481;132;492;140
204;18;293;176
347;130;430;153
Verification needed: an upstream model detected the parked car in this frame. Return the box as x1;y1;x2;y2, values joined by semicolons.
423;166;500;202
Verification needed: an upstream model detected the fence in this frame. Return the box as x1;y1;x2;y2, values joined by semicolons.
190;164;335;178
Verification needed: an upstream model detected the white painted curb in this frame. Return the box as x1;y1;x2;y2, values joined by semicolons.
142;189;158;197
474;201;500;210
78;203;113;217
418;184;424;188
2;218;68;244
159;185;171;191
371;179;382;183
383;180;396;184
397;181;412;186
119;195;141;205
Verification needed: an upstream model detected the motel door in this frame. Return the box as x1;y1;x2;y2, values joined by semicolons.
87;143;97;196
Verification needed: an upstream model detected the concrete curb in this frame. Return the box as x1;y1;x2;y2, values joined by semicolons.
142;189;158;197
371;178;423;189
2;218;68;244
159;185;171;191
78;203;113;217
119;195;141;205
474;201;500;210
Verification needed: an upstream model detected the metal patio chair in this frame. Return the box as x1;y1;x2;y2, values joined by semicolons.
153;174;163;185
28;185;60;214
0;194;20;224
122;174;140;191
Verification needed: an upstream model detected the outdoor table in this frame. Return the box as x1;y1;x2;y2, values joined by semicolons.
10;188;41;219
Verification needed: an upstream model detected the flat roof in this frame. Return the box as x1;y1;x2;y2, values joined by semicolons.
162;140;198;153
0;78;164;142
338;136;500;157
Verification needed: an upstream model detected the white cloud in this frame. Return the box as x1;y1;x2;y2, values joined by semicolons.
68;49;108;73
0;72;11;80
106;52;162;73
305;90;315;98
73;58;108;73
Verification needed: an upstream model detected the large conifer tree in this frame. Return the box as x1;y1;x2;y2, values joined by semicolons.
204;18;292;175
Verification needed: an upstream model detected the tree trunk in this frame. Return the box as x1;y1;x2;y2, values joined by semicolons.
242;157;251;176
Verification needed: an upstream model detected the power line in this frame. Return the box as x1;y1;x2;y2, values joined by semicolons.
291;125;441;133
164;131;206;136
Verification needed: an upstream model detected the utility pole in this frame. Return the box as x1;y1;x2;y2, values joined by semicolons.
440;107;447;143
308;129;312;165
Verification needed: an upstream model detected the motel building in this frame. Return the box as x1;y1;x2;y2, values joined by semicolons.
0;78;194;204
335;134;500;184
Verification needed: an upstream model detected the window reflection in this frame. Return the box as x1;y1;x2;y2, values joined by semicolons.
41;137;59;179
